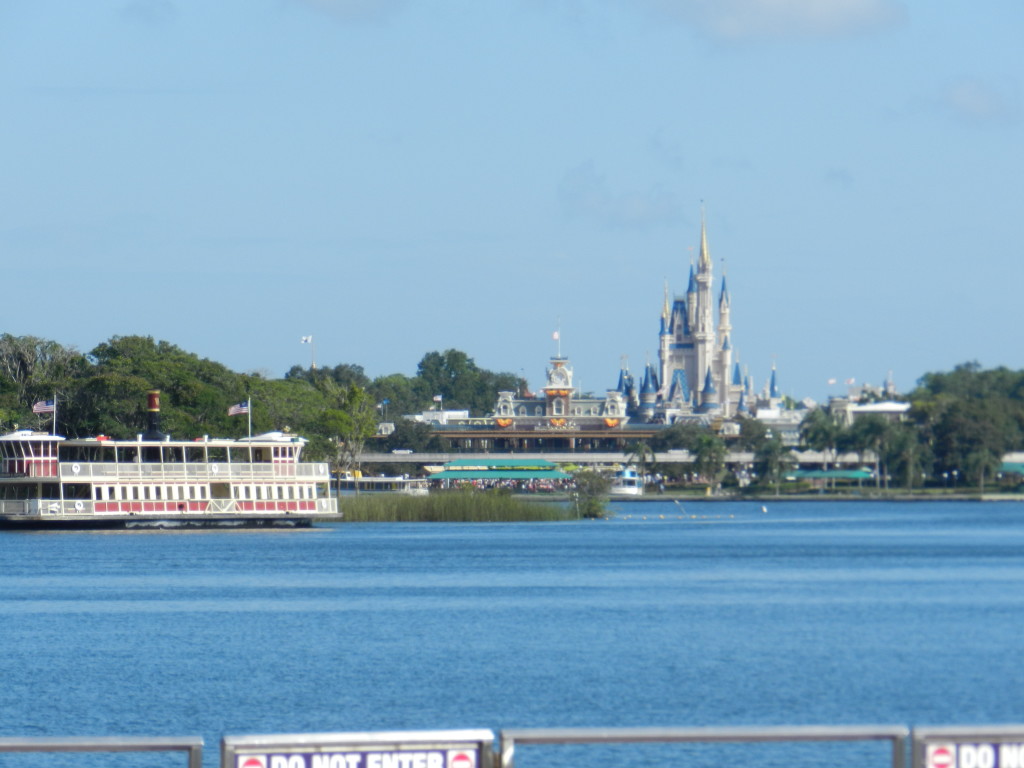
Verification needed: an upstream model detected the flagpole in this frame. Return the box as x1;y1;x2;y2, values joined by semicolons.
247;398;252;439
52;392;57;437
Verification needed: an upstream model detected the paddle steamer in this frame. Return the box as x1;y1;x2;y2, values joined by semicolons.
0;391;338;530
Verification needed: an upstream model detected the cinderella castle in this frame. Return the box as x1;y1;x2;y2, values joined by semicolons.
615;214;781;424
421;214;790;451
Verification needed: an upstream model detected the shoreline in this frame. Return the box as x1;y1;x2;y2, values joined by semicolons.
510;492;1024;503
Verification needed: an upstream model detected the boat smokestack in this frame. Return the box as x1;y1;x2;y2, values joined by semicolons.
143;389;167;441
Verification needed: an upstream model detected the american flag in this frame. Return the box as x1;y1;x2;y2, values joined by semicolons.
32;400;55;414
228;401;250;416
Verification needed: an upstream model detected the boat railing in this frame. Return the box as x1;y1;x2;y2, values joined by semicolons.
1;496;338;517
58;461;331;483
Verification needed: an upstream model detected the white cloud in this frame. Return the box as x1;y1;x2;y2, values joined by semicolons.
636;0;905;42
558;162;681;229
941;78;1016;124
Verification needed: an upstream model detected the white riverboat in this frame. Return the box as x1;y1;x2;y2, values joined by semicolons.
0;392;338;530
336;472;430;496
610;466;644;497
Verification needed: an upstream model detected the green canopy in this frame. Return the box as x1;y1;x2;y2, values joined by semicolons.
788;468;874;480
434;457;570;481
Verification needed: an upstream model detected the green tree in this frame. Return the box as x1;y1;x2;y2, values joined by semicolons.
885;422;928;492
415;349;520;416
625;440;656;491
323;384;379;477
840;414;890;489
368;373;420;421
647;420;707;451
379;419;443;454
286;363;370;390
572;470;612;518
734;416;770;452
0;334;89;430
800;407;844;486
692;432;728;490
753;434;795;496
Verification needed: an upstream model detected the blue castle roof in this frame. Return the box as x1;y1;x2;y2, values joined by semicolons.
669;369;689;402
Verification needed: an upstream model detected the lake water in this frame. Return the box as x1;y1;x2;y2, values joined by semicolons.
2;500;1024;768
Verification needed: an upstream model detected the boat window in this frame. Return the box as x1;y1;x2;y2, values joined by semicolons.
118;446;139;464
62;484;90;500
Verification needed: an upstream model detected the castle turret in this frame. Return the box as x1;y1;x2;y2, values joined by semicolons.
639;363;659;421
699;367;720;413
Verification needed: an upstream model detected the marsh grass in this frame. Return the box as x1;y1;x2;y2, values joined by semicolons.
338;490;570;522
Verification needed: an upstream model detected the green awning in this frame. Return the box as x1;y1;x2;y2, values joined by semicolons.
789;468;874;480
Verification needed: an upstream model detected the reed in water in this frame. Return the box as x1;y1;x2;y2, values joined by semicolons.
338;489;568;522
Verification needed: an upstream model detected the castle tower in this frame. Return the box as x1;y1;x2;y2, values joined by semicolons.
543;357;574;418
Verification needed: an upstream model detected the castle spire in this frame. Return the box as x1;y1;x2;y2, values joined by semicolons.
698;210;712;273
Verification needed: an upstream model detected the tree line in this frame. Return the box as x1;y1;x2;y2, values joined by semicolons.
0;334;521;463
630;361;1024;494
1;334;1020;491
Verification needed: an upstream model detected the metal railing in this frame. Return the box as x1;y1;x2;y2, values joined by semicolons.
16;723;1024;768
499;725;910;768
0;736;203;768
60;461;330;482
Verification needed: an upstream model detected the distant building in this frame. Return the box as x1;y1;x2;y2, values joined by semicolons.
413;213;810;452
615;213;785;425
830;399;910;427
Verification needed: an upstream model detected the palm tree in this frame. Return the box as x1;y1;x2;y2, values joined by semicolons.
754;435;795;496
625;440;656;492
800;407;844;491
843;414;889;490
692;432;727;492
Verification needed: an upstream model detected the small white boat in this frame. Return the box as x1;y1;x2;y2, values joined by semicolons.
336;472;429;496
610;467;644;497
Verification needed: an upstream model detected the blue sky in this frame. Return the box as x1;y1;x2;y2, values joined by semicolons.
2;0;1021;402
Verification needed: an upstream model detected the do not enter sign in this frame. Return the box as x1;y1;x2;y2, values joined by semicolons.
925;742;1024;768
